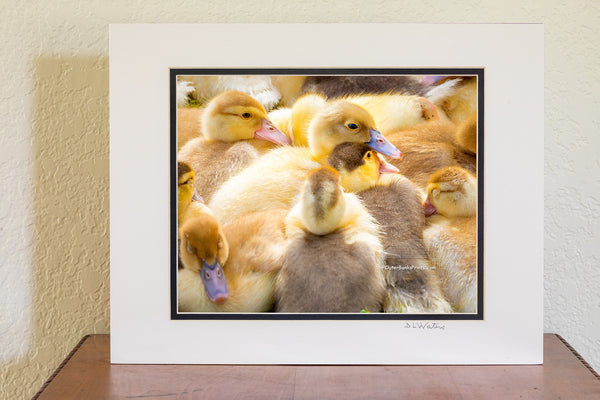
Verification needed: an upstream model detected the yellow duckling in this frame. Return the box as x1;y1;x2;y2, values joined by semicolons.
275;167;386;313
178;90;291;202
423;166;478;313
425;77;478;126
272;92;438;148
267;93;326;147
178;208;288;312
208;100;401;225
328;145;452;313
177;161;213;225
327;142;399;193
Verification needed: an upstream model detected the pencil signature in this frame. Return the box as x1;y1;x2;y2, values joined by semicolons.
404;322;446;330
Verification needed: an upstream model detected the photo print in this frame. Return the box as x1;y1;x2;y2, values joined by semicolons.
171;70;483;320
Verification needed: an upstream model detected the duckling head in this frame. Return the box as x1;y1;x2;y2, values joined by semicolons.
307;101;402;160
328;143;400;193
201;90;291;145
178;161;198;218
299;166;347;236
424;166;477;218
179;214;230;304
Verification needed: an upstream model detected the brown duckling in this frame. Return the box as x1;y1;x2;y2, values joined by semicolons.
329;144;452;313
178;208;288;312
276;167;386;312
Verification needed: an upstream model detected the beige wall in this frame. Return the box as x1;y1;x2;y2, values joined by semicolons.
0;1;598;398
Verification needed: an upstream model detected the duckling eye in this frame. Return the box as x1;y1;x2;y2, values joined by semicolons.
241;112;252;119
347;122;359;130
186;240;195;254
366;151;372;159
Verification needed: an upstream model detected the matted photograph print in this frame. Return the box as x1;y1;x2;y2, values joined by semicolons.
171;70;483;320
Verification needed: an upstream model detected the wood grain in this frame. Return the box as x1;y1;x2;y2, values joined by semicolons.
34;334;600;400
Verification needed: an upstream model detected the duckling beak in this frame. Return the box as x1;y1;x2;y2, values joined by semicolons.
423;195;438;217
366;129;402;159
254;118;292;146
376;154;400;174
192;190;204;203
200;259;229;304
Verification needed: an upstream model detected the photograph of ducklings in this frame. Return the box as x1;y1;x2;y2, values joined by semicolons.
174;73;480;316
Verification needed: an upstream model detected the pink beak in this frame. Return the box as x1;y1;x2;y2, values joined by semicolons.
423;195;438;217
377;154;400;174
254;118;292;146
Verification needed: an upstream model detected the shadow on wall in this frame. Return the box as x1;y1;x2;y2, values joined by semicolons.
0;57;110;399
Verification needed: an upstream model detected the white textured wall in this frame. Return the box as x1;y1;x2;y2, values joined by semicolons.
0;1;597;398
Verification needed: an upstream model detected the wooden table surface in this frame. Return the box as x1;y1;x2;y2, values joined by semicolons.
33;334;600;399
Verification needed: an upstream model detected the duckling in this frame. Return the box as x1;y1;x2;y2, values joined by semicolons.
360;174;453;313
177;161;213;270
329;145;452;313
282;92;439;148
423;166;478;313
178;208;288;312
385;119;477;189
208;100;401;225
177;161;212;225
179;213;229;308
276;167;386;312
178;90;292;202
425;77;478;126
327;142;399;193
423;166;477;219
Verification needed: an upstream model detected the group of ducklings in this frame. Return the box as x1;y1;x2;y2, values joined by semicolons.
176;75;478;314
